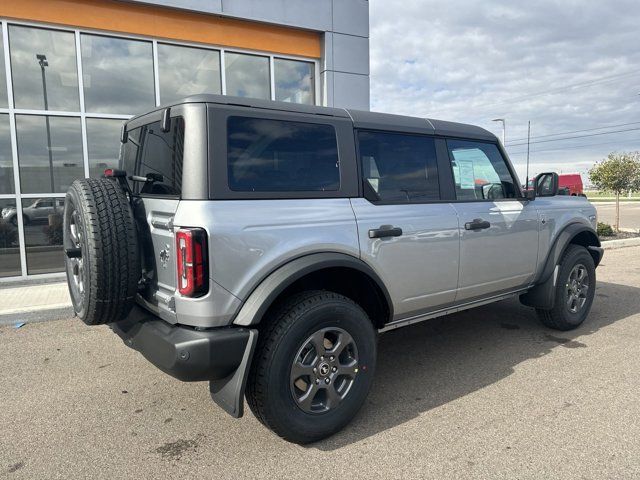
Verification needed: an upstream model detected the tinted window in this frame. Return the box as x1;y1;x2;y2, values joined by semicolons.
447;140;518;200
227;117;339;192
86;118;125;178
224;53;270;100
274;58;314;105
81;34;155;114
9;25;79;111
119;119;184;196
0;26;8;108
0;114;13;195
15;115;84;194
158;43;221;104
358;131;440;203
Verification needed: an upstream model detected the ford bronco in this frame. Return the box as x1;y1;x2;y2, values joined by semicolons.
63;94;602;444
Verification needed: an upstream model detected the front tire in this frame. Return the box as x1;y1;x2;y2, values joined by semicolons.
246;291;377;444
536;245;596;331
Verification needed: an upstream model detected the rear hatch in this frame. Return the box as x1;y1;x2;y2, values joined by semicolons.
120;104;206;323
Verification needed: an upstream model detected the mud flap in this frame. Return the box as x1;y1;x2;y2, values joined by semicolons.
209;329;258;418
520;265;558;310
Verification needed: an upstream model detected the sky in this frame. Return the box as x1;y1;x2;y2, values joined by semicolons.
369;0;640;184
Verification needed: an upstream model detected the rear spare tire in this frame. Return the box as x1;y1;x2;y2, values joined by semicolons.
64;178;140;325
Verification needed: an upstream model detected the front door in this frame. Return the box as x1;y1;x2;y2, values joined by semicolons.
351;130;460;320
446;139;539;301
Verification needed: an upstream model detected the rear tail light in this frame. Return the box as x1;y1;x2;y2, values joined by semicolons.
176;228;208;297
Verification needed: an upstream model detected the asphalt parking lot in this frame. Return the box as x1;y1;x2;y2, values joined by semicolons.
2;246;640;479
594;201;640;230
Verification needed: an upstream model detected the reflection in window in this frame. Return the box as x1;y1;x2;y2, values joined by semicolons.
225;53;270;100
158;44;221;104
358;131;440;203
0;199;21;277
81;34;154;114
22;197;64;274
9;25;79;111
0;115;14;195
0;26;7;108
447;140;517;200
15;115;84;194
274;58;314;105
86;118;124;178
137;118;185;196
227;116;339;192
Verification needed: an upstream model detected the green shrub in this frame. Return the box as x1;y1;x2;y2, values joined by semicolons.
597;222;614;237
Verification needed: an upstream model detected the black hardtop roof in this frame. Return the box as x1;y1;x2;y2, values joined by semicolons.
130;93;496;141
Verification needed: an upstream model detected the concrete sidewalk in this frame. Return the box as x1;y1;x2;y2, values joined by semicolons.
0;282;72;325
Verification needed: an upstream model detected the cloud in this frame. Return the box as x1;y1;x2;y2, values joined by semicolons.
370;0;640;182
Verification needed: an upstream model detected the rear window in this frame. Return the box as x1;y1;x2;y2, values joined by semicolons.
120;117;185;196
226;116;340;192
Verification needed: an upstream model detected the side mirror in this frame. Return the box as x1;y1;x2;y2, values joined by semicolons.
535;172;559;197
120;123;128;144
524;188;536;201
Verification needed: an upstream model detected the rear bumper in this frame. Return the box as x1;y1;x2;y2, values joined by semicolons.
111;305;252;382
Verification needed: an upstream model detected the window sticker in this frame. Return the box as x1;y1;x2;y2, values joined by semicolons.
457;159;475;189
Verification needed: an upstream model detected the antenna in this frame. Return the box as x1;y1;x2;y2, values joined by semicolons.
525;121;531;186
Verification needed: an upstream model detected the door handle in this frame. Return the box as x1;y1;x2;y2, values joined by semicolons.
368;225;403;239
464;218;491;230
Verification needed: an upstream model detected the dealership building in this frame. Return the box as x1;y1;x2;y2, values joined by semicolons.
0;0;370;280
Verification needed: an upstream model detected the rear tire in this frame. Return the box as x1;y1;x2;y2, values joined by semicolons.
64;178;140;325
536;245;595;331
246;291;377;444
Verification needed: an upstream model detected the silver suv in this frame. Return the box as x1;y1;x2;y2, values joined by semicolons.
63;95;602;444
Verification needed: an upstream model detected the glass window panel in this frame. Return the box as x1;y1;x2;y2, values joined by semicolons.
274;58;314;105
22;197;64;274
0;114;14;195
447;139;518;200
358;131;440;203
9;25;79;111
86;118;125;178
137;118;185;196
0;26;8;108
224;53;270;100
158;44;221;104
16;115;84;194
227;116;339;192
0;199;21;277
81;34;154;114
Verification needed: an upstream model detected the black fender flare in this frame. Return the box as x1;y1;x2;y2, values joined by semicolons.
520;223;602;309
232;252;393;326
210;253;392;417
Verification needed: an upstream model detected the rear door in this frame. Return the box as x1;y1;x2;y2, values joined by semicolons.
121;104;204;323
350;130;460;320
445;139;539;301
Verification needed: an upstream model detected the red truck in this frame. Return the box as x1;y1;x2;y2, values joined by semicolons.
528;173;585;196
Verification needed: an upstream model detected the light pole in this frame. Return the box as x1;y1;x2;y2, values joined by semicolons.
492;118;506;145
37;53;55;193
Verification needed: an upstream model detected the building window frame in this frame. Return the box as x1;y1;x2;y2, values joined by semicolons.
0;17;320;280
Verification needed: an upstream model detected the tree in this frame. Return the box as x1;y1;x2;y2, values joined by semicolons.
589;151;640;232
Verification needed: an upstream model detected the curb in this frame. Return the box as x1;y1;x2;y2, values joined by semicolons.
601;237;640;250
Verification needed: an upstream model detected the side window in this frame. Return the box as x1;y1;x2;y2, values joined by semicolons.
447;139;518;200
226;116;339;192
120;126;141;177
119;118;185;196
138;118;185;196
357;131;440;203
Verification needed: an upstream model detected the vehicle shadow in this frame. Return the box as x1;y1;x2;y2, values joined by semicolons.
312;280;638;451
